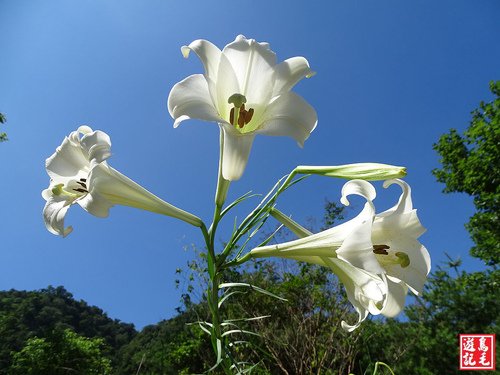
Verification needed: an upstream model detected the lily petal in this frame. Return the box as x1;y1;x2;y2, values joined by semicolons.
219;125;256;181
257;92;317;145
77;182;114;218
370;179;430;293
42;194;73;237
376;180;427;238
167;74;222;128
280;255;328;267
380;179;413;216
323;257;385;332
335;179;384;273
215;53;240;123
378;238;430;295
181;39;221;83
381;276;408;317
45;133;89;182
79;129;112;165
222;35;276;107
336;203;385;274
340;179;377;207
273;56;315;97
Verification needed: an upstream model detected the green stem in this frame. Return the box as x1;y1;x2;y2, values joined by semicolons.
204;217;233;373
202;141;235;373
202;167;311;372
215;131;231;208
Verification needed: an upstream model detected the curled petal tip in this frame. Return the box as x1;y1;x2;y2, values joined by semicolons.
173;115;190;128
340;180;377;207
306;70;317;78
383;178;407;189
62;226;73;238
340;196;351;206
341;321;359;332
77;125;92;134
181;45;191;58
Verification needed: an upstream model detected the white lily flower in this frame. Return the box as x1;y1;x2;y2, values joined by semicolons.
168;35;317;181
250;179;430;330
337;179;431;295
42;126;202;237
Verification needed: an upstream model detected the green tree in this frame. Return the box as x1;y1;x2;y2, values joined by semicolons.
356;263;499;375
0;286;136;373
0;112;7;141
355;81;500;375
433;80;500;266
116;309;209;375
10;328;112;375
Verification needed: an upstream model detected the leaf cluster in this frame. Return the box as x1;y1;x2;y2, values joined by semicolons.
116;307;211;374
0;112;7;141
10;328;112;375
433;81;500;265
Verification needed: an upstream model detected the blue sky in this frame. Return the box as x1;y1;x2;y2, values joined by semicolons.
1;0;498;329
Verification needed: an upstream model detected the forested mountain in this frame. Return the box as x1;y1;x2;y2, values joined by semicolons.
0;286;136;373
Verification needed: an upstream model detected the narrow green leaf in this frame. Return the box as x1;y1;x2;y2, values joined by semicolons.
222;329;261;338
219;282;288;301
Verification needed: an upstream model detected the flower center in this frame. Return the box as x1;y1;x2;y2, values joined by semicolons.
373;244;410;268
52;178;88;198
228;93;254;129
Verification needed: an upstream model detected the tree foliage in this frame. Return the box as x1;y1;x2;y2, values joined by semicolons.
0;112;7;142
116;308;209;375
116;260;363;375
221;261;362;375
433;81;500;266
0;286;136;373
355;266;499;375
10;328;112;375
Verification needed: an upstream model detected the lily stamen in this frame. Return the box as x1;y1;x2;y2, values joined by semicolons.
228;93;254;128
229;108;235;125
374;245;411;269
373;244;390;255
51;183;82;199
238;104;246;127
395;252;411;268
